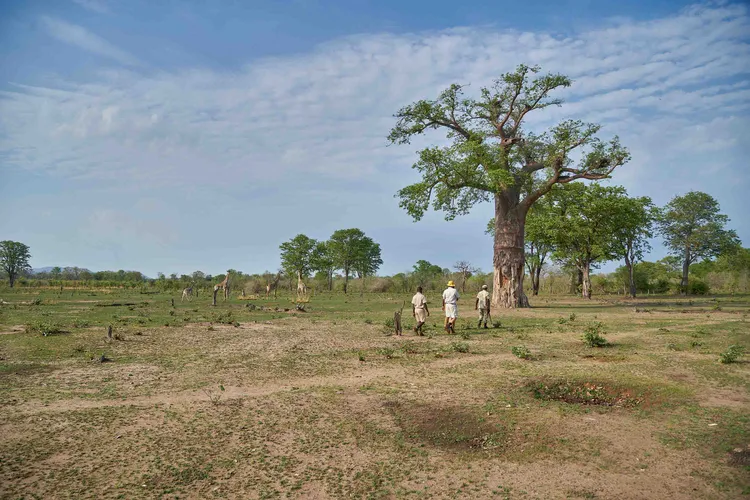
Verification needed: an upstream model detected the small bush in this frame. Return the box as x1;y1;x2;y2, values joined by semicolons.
450;342;469;353
569;312;577;322
719;345;744;364
511;345;532;360
459;331;470;340
384;317;394;329
72;319;90;328
378;347;395;359
358;352;366;362
688;279;709;295
26;321;65;336
364;318;373;325
582;322;607;348
30;298;43;306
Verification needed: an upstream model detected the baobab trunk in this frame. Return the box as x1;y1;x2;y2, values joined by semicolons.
491;200;529;309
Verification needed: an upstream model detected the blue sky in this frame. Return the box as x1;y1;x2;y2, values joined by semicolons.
1;0;749;278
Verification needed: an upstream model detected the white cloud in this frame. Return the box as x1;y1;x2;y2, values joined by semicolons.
40;16;139;66
1;2;749;262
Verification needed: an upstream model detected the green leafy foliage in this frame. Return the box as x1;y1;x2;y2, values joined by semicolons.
719;345;744;364
511;345;532;360
582;322;607;348
658;192;740;293
0;240;32;288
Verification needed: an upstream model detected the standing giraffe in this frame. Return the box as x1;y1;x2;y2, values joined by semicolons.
296;270;307;299
214;272;230;301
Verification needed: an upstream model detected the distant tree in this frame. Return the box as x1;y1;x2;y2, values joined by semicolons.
610;195;657;298
191;271;206;281
51;266;62;280
658;191;740;294
328;229;382;294
453;261;479;292
311;241;336;291
279;234;318;282
354;239;383;296
0;241;31;288
521;197;556;296
412;260;444;288
547;184;625;299
389;64;629;309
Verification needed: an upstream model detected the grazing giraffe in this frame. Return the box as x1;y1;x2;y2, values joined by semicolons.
181;284;194;302
214;272;230;301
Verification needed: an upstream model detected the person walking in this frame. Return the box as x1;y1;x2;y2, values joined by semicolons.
475;284;491;329
411;286;430;335
442;280;459;334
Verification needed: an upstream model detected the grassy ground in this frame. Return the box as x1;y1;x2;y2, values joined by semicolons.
0;287;748;499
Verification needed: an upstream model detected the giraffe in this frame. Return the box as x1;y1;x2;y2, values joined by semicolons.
181;284;194;302
296;270;307;299
214;272;230;301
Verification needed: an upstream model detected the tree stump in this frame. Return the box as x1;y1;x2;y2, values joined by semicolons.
107;325;112;340
212;288;218;306
171;298;175;308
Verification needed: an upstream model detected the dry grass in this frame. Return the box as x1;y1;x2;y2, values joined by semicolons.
0;290;748;498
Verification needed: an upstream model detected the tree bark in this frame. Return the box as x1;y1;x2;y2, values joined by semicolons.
581;262;592;299
625;253;636;298
492;195;529;309
343;267;349;294
681;247;690;295
534;264;542;296
8;273;16;288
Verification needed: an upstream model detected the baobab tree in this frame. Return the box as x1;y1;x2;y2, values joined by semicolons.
389;64;630;308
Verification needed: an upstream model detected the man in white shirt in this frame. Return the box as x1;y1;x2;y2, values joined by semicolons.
411;286;430;336
475;284;491;329
442;280;459;334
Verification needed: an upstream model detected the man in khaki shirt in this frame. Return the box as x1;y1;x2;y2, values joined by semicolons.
475;284;490;329
411;286;430;336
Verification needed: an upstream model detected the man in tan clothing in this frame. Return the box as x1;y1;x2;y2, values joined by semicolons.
411;286;430;335
475;284;491;329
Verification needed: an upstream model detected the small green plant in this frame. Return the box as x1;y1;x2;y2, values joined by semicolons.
690;341;703;348
30;298;43;306
364;318;373;325
582;322;607;348
557;317;568;325
569;312;577;322
492;320;501;328
72;319;90;328
378;347;395;359
358;352;366;362
26;321;65;336
719;345;744;364
459;330;470;340
384;317;394;329
511;345;532;360
450;342;469;353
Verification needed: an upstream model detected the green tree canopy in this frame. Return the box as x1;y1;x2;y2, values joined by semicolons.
389;64;629;309
0;241;31;288
279;234;318;280
328;228;382;294
657;191;740;293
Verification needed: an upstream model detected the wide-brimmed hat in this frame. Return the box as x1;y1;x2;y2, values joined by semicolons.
447;280;455;287
482;284;488;289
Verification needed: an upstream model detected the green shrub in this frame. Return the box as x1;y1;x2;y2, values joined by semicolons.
511;345;532;360
582;322;607;348
719;345;744;364
26;321;65;336
688;279;709;295
378;347;395;359
450;342;469;353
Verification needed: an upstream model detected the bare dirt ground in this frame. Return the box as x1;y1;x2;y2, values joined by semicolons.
1;294;748;499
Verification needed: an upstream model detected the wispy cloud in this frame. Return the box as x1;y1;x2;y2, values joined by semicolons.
71;0;109;14
40;16;139;66
2;3;749;261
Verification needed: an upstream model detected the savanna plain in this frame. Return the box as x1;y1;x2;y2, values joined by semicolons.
0;288;748;499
